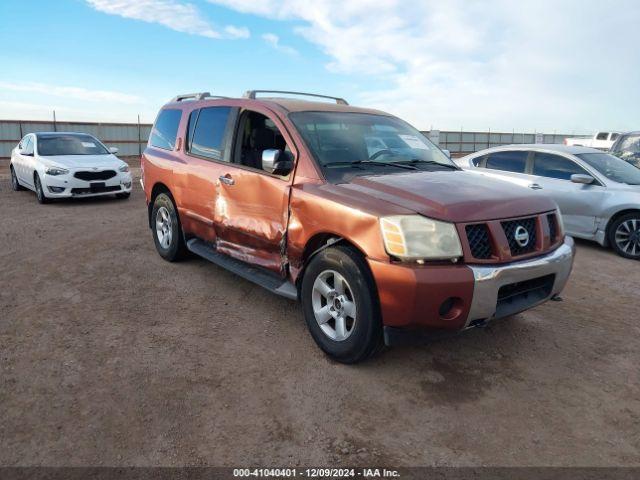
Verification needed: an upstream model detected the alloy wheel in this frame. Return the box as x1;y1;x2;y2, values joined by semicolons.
311;270;357;342
614;219;640;257
35;176;43;201
155;206;173;249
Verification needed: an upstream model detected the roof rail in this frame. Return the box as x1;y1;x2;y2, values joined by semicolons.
170;92;228;102
243;90;349;105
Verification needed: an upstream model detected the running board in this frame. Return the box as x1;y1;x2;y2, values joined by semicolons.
186;238;298;301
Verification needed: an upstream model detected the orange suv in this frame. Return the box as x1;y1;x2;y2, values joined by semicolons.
141;90;575;363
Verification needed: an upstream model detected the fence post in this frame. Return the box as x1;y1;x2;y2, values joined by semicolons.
52;110;57;132
138;114;142;156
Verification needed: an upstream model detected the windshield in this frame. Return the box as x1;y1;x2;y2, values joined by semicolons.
577;153;640;185
289;111;456;182
37;134;110;156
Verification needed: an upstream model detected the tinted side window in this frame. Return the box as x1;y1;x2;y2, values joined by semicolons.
532;152;587;180
150;109;182;150
485;151;528;173
610;133;619;141
190;107;231;161
596;132;608;140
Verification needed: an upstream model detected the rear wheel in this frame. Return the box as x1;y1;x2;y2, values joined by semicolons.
609;213;640;260
34;173;49;204
10;166;24;191
151;193;186;261
301;245;383;364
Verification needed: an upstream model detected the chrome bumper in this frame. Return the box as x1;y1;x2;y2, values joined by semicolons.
465;237;575;326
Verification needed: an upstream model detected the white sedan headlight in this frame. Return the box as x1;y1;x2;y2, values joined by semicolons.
380;215;463;261
119;164;130;173
45;167;69;176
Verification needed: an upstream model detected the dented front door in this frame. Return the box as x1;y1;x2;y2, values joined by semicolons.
213;166;291;273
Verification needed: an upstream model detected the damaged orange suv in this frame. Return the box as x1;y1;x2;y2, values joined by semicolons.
142;90;575;363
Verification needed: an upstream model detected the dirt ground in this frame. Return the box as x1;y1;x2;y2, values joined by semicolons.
0;165;639;467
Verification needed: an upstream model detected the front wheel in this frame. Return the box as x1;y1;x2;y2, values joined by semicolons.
301;245;383;364
10;166;25;191
151;193;186;261
34;173;49;204
609;213;640;260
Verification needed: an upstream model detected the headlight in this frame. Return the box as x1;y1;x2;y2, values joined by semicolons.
45;167;69;176
119;164;130;173
380;215;463;261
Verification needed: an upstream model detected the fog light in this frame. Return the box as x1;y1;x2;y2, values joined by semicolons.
439;296;463;320
47;186;65;193
123;181;132;188
439;297;455;316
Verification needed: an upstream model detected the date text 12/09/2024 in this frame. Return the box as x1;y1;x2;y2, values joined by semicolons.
233;468;400;478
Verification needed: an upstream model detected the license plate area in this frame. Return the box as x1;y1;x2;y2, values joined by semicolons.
90;182;106;192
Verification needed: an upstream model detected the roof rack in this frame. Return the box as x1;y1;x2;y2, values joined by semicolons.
170;92;228;102
243;90;348;105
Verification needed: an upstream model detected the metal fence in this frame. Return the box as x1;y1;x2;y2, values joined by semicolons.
422;130;588;156
1;118;588;161
0;119;152;159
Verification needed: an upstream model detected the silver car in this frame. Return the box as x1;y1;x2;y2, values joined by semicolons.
456;144;640;259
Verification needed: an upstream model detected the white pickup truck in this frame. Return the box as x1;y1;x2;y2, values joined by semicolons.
564;131;620;150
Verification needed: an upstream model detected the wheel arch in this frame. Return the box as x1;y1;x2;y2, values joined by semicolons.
148;182;174;229
605;208;640;233
295;232;375;294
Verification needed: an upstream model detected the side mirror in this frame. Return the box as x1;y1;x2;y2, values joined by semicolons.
442;149;451;158
108;147;119;154
570;173;595;185
262;149;293;176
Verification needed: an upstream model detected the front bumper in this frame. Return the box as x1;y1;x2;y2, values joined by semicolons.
43;171;133;198
369;236;575;340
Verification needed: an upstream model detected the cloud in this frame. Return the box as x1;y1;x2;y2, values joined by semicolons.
86;0;249;39
262;33;298;56
0;82;143;104
208;0;640;131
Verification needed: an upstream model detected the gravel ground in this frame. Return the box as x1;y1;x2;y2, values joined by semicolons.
0;168;639;467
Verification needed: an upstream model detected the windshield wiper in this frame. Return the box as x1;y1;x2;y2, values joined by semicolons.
325;160;417;170
397;159;459;169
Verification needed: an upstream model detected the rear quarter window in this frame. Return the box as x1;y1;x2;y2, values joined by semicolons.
150;109;182;150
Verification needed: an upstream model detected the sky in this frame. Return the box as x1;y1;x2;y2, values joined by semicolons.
0;0;638;133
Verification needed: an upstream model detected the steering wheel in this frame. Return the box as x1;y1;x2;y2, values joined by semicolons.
369;149;394;160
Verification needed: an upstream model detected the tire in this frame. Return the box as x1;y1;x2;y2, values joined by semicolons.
34;173;49;204
151;192;186;261
608;213;640;260
10;166;25;191
301;245;383;364
115;192;131;199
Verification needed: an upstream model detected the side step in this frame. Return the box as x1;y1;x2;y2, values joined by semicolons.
186;238;297;301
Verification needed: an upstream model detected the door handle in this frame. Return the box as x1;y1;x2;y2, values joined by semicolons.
528;183;543;190
219;174;235;186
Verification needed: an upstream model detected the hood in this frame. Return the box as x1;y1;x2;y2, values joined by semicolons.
39;154;123;169
336;170;557;223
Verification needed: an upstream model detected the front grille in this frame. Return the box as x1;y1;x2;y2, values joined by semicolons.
501;217;537;256
495;274;555;318
465;223;493;259
547;213;557;243
74;170;116;181
71;185;121;195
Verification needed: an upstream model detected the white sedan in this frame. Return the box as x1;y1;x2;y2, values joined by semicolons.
10;132;133;204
